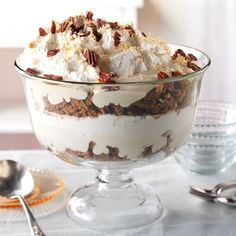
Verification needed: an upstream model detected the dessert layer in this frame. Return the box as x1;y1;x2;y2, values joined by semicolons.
29;107;194;161
18;12;200;83
42;80;191;118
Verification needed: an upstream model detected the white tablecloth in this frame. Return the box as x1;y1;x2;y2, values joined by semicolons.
0;150;236;236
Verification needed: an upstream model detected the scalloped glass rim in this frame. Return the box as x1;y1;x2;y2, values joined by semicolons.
14;43;211;86
194;100;236;128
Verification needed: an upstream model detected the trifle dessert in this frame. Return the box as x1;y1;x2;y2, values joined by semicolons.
15;11;210;230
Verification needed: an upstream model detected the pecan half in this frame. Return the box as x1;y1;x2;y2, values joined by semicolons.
186;53;197;61
44;74;63;81
187;61;200;71
86;11;93;20
171;71;182;77
109;22;119;29
39;27;47;36
157;71;169;80
51;20;56;34
47;49;60;57
125;25;136;37
92;28;102;41
99;71;112;83
114;32;121;47
172;49;186;60
26;68;40;76
84;49;100;67
59;21;69;33
96;18;106;27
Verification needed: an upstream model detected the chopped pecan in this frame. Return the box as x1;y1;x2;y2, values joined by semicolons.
96;18;106;27
84;49;100;67
172;49;186;60
59;21;69;33
51;20;56;34
114;32;121;47
186;53;197;61
70;17;84;34
86;11;93;20
99;71;112;83
157;71;169;80
92;28;102;41
26;68;40;76
187;61;200;71
124;25;136;37
80;31;91;37
171;71;182;77
44;74;63;81
47;49;60;57
142;32;147;37
39;27;47;36
109;22;120;29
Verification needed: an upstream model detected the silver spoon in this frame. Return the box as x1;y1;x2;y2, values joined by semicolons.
189;186;219;200
190;180;236;206
216;193;236;206
0;160;45;236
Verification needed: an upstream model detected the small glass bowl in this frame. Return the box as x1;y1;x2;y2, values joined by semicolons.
175;100;236;174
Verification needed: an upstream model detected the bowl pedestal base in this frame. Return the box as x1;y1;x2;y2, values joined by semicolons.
67;169;163;231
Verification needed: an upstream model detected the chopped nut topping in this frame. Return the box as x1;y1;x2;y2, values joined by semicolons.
51;20;56;34
109;22;120;29
187;61;200;71
142;32;147;37
125;25;136;37
80;31;91;37
157;71;169;80
171;71;182;77
99;71;112;83
172;49;198;63
70;16;84;34
44;74;63;80
39;27;47;36
186;53;197;61
26;68;40;75
84;49;100;67
114;32;121;47
172;49;186;60
47;49;60;57
92;28;102;41
96;18;106;27
59;21;69;33
86;11;93;20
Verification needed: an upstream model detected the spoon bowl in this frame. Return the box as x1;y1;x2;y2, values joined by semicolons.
0;160;45;236
0;160;34;198
189;186;219;200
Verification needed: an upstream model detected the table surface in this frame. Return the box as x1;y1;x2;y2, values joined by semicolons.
0;150;236;236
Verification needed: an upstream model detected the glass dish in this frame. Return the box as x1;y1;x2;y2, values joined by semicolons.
175;100;236;174
15;44;210;230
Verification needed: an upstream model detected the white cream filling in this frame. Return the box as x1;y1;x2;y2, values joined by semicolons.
29;106;194;160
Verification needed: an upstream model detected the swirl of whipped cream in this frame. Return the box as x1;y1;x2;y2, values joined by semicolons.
18;12;198;82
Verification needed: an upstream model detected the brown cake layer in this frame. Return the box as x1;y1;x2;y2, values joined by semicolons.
43;79;191;118
54;130;174;161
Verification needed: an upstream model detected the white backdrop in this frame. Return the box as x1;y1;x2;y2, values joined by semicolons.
157;0;236;102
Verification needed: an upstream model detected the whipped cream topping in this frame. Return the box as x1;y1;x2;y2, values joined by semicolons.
18;12;199;83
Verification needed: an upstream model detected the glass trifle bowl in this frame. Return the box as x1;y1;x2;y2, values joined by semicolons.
15;44;210;230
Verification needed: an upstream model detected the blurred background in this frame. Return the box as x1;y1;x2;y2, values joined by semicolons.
0;0;235;149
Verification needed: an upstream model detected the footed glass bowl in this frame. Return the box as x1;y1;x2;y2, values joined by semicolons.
15;44;210;231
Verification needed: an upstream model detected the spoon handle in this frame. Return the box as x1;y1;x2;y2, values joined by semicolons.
17;195;46;236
